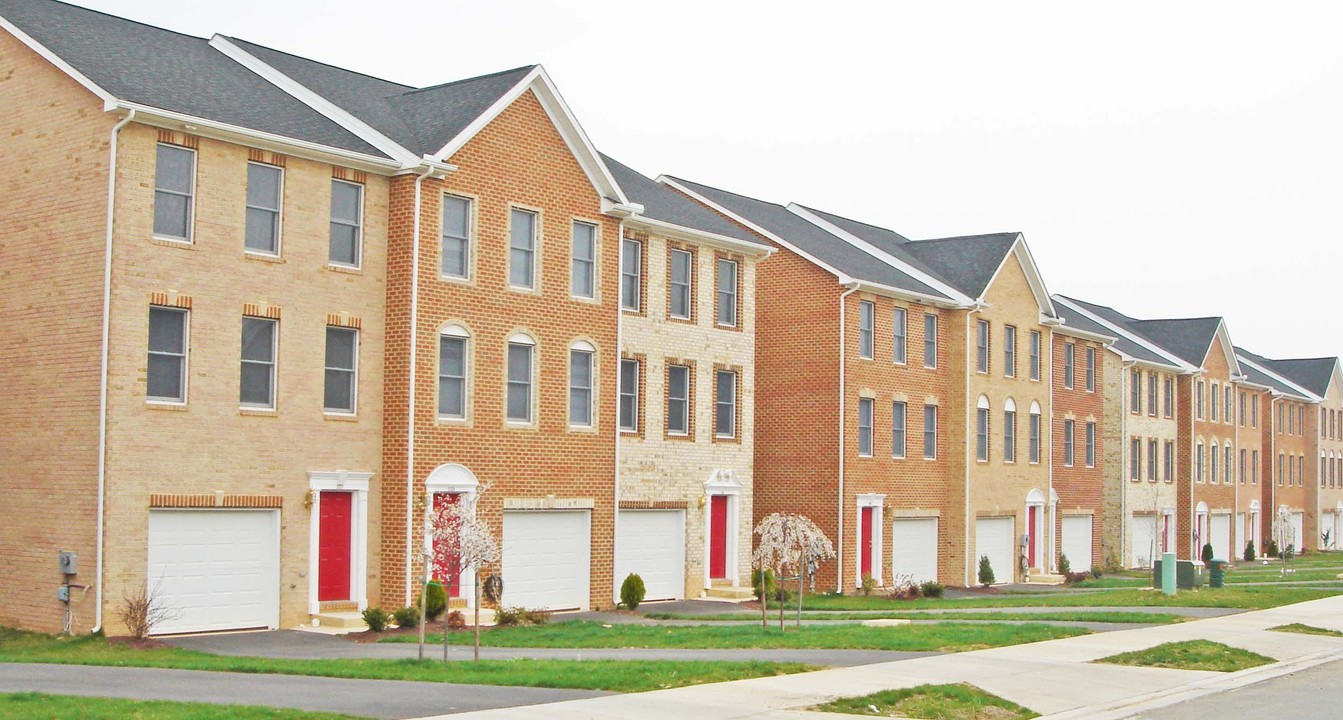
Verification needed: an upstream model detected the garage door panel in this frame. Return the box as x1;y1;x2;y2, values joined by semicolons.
1061;516;1093;572
1291;512;1305;550
502;511;590;611
890;518;937;585
1131;516;1157;568
616;510;685;601
148;510;279;635
975;517;1015;584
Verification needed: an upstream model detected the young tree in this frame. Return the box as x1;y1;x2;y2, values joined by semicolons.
427;485;500;662
752;512;835;630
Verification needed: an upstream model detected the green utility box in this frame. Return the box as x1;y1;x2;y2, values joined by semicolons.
1153;559;1204;589
1208;560;1227;588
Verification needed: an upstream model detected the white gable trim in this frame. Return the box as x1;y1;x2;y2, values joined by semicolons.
1234;354;1320;402
785;204;972;305
1053;296;1195;372
625;215;773;257
979;235;1057;318
1205;320;1243;378
0;13;116;104
431;66;630;207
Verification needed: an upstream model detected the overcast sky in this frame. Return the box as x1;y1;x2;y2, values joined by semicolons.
77;0;1343;360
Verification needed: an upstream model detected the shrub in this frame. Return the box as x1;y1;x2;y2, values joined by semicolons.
1065;571;1090;584
620;573;646;610
446;610;466;631
1244;542;1256;562
1265;539;1279;558
751;567;790;603
418;581;446;622
392;606;420;629
116;582;182;639
977;555;995;587
496;607;552;627
1058;553;1071;576
918;581;944;598
361;607;391;632
1201;543;1215;565
860;574;877;596
1090;566;1104;579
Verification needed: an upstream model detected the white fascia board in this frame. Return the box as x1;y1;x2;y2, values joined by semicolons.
1234;354;1321;402
1211;320;1243;378
785;204;973;305
1053;296;1195;372
1;13;116;103
208;35;422;168
850;279;968;309
626;215;774;257
1007;235;1058;318
1052;322;1116;345
115;102;403;174
657;176;846;280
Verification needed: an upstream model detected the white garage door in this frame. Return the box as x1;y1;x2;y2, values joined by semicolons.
1131;515;1158;568
1291;512;1305;551
1061;516;1093;572
502;511;590;611
975;517;1015;584
615;510;685;601
890;518;938;585
1323;512;1337;549
1235;513;1246;559
147;510;279;635
1210;513;1232;562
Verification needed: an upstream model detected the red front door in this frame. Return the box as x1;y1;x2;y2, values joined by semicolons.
318;491;353;602
1027;506;1038;568
432;493;462;598
860;507;874;578
709;495;728;579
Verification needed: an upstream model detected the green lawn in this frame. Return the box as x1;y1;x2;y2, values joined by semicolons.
0;628;810;693
1269;623;1343;638
1096;640;1275;672
0;692;366;720
814;683;1038;719
384;620;1087;651
1068;577;1151;589
792;585;1340;611
642;610;1188;624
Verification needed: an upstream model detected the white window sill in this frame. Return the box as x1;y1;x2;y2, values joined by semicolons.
328;262;362;273
324;411;358;421
152;235;193;245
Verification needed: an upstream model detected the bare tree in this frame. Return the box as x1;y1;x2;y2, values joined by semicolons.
752;512;835;631
116;579;182;639
428;484;500;662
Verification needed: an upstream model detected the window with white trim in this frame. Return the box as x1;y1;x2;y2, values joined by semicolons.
147;306;188;403
1241;449;1248;484
976;320;989;373
1148;439;1158;481
975;396;989;462
1165;442;1174;482
1210;383;1219;422
571;221;597;299
892;401;907;458
716;258;738;327
245;162;282;255
329;179;363;267
1064;342;1075;389
858;397;873;457
667;364;690;435
1029;404;1042;463
923;404;937;459
506;339;534;423
1004;325;1016;378
1164;376;1174;417
1085;421;1096;467
509;208;537;289
568;344;594;427
1197;380;1206;419
437;329;468;419
240;316;277;409
1196;442;1205;482
1063;418;1074;466
619;358;640;431
621;239;642;311
1252;449;1259;484
1224;386;1232;425
154;144;195;241
1085;346;1095;391
1225;445;1233;484
323;326;357;414
859;301;874;359
1003;402;1016;463
892;307;907;364
1147;372;1157;417
669;248;692;319
441;195;471;279
1028;330;1041;380
1130;438;1141;481
924;313;938;368
715;370;737;438
1131;369;1142;414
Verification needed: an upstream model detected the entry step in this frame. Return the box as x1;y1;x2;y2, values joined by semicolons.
704;585;756;601
310;611;367;631
1025;572;1066;585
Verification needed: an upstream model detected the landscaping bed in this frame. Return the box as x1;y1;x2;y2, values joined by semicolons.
1096;640;1275;672
813;682;1038;719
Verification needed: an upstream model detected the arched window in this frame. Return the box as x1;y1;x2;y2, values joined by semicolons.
975;395;990;461
568;340;596;427
1003;398;1017;462
438;324;471;419
506;331;537;423
1028;401;1042;464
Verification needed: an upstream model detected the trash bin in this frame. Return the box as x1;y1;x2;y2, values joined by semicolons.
1209;560;1226;588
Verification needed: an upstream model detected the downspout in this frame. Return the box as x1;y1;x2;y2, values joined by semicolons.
1118;361;1132;565
1269;395;1278;549
92;108;135;634
613;220;625;605
963;303;983;586
835;282;859;593
404;165;435;605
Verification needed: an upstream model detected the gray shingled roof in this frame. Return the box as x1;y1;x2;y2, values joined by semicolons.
666;177;951;299
1127;317;1223;368
1050;304;1115;342
0;0;386;157
1053;296;1186;367
901;233;1020;299
1247;353;1336;398
1235;347;1317;398
796;206;972;291
601;157;769;249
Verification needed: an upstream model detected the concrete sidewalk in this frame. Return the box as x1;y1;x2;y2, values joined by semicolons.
409;595;1343;720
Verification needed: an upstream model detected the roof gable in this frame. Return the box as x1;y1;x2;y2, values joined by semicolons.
901;233;1020;300
1052;296;1195;370
1234;347;1320;400
602;156;770;252
1258;356;1338;398
1128;317;1230;370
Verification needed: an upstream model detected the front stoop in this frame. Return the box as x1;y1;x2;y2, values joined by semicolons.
310;611;367;632
1025;572;1066;585
704;585;756;601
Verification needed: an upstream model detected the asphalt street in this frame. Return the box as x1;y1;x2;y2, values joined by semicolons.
1126;659;1343;719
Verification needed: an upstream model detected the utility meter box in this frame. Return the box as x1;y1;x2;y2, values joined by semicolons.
58;551;77;575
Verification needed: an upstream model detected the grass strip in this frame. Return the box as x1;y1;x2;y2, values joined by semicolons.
0;692;366;720
792;586;1340;611
1269;623;1343;638
814;682;1038;719
641;611;1188;624
1096;640;1274;672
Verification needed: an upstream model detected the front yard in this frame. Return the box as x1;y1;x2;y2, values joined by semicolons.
0;693;365;720
788;584;1340;611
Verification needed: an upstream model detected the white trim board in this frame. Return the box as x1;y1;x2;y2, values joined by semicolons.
307;470;373;615
1053;296;1195;372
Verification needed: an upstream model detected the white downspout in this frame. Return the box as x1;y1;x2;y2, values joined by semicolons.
404;166;435;605
963;305;982;586
836;282;859;593
613;221;625;605
92;108;135;635
1118;361;1132;566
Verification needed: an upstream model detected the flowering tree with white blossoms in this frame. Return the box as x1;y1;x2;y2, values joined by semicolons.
428;484;499;662
752;512;835;630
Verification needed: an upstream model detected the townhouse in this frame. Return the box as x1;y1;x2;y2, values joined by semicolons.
1049;319;1114;574
1268;357;1343;549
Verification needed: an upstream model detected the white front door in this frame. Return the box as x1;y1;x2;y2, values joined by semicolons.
1061;515;1092;572
975;517;1015;584
890;518;938;585
1131;515;1157;568
615;510;685;601
501;511;590;611
1210;513;1232;562
1291;512;1305;550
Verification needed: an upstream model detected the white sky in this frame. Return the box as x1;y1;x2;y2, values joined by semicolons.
77;0;1343;359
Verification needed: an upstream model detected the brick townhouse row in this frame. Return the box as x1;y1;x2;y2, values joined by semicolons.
2;0;1339;636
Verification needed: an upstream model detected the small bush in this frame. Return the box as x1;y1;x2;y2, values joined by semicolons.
1090;566;1104;579
887;582;922;601
1058;553;1071;576
1265;539;1279;558
1244;542;1256;562
392;606;420;629
977;555;995;586
1201;543;1214;565
418;581;446;622
620;573;646;610
751;568;790;603
918;581;944;598
445;610;466;631
860;574;877;596
496;607;552;627
361;607;391;632
116;582;182;639
1065;571;1090;584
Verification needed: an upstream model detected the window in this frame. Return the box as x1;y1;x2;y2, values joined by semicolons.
858;398;874;457
1210;443;1219;484
441;195;471;279
1063;419;1074;466
568;346;594;427
323;327;358;414
924;314;938;368
1252;450;1259;484
667;364;690;435
669;249;692;319
1063;342;1075;389
893;308;907;364
329;180;363;267
1085;422;1096;467
1225;446;1232;484
1004;405;1016;462
1277;403;1284;433
154;144;194;241
1131;370;1142;414
1164;441;1174;482
1130;438;1140;480
1004;325;1016;377
1210;383;1219;421
437;332;467;419
1251;394;1258;427
1085;347;1095;391
1323;453;1329;487
1148;439;1158;481
1299;455;1305;485
1196;442;1204;483
1197;380;1205;419
1029;330;1041;380
859;301;875;359
240;317;277;409
621;239;642;311
716;258;738;327
892;401;907;458
508;208;537;289
146;307;188;402
1240;449;1247;484
976;320;989;373
1147;372;1157;417
505;340;534;423
923;404;938;459
1163;376;1174;417
1324;409;1329;439
1224;386;1232;424
975;400;989;462
571;222;597;298
245;162;282;255
715;370;737;438
619;359;640;432
1281;453;1288;485
1240;392;1247;426
1029;405;1041;463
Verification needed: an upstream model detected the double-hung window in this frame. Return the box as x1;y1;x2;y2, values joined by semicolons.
1131;370;1141;414
923;314;938;368
1063;419;1074;466
154;144;195;241
1004;407;1016;462
1252;450;1259;483
669;249;692;319
441;195;471;279
240;317;277;409
715;370;737;438
1164;376;1174;417
1004;325;1017;377
892;401;907;458
621;239;642;310
667;364;690;435
1085;422;1096;467
976;320;989;373
923;404;938;459
1197;380;1206;419
1196;443;1205;482
1063;342;1075;389
245;162;282;255
1029;409;1041;463
506;339;534;423
509;209;537;289
1130;439;1141;480
1224;387;1232;425
858;398;874;457
1240;392;1248;426
1240;449;1248;484
1210;383;1219;421
892;307;907;364
1028;330;1041;380
1225;446;1233;484
1147;373;1157;416
147;307;188;403
716;258;738;327
619;358;640;432
571;222;597;299
568;346;594;427
975;403;989;461
437;331;467;419
1085;347;1095;391
323;327;358;414
859;301;874;359
1164;441;1174;481
329;180;363;267
1148;439;1158;481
